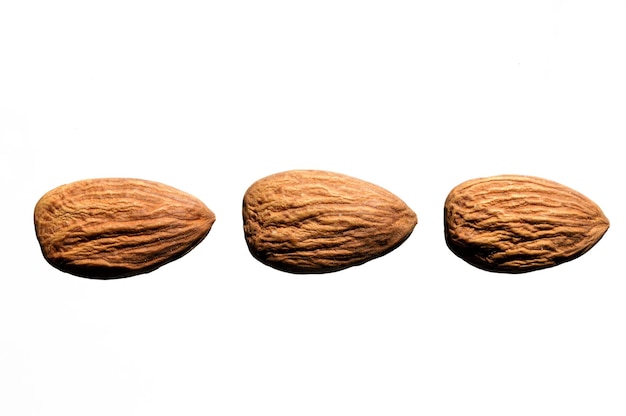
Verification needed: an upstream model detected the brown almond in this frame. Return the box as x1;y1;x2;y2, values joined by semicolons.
34;178;215;279
243;170;417;273
444;174;609;273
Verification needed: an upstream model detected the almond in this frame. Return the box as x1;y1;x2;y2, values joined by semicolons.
34;178;215;279
444;174;609;273
243;170;417;273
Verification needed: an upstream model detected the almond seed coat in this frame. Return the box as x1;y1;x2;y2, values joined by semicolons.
243;170;417;273
34;178;215;279
444;175;609;273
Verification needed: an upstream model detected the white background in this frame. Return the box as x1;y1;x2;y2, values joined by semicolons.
1;1;624;415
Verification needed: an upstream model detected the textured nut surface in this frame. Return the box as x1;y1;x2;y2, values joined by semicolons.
34;178;215;279
243;170;417;273
444;174;609;273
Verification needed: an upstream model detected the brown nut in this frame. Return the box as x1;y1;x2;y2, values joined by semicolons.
243;170;417;274
34;178;215;279
444;174;609;273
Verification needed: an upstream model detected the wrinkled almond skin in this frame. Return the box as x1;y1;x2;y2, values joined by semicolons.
34;178;215;279
243;170;417;274
444;175;609;273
